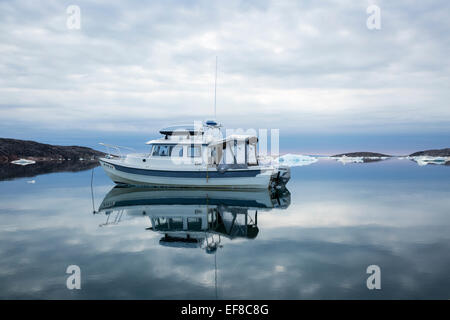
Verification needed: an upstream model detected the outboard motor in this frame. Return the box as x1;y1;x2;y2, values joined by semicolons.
271;165;291;187
270;187;291;209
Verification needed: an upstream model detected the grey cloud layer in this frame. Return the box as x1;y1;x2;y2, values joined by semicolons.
0;0;449;134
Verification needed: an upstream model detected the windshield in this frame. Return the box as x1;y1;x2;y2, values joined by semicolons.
150;144;184;157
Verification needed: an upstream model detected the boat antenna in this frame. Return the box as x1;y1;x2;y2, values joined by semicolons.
214;56;218;120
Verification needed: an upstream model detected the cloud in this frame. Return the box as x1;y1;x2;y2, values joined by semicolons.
0;0;449;135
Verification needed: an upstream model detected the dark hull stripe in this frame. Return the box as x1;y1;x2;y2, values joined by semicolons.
101;160;261;178
100;198;268;210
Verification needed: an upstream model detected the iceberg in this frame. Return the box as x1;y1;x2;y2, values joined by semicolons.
331;155;389;165
335;155;364;165
276;154;318;167
409;156;450;166
11;159;36;166
257;155;276;166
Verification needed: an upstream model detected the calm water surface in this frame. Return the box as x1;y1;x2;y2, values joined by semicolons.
0;159;449;299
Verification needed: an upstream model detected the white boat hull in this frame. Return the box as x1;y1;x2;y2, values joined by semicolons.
99;158;273;189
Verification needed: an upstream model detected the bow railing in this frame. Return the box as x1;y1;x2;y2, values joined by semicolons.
99;143;136;159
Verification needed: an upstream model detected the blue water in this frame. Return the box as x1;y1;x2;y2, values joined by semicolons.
0;158;449;299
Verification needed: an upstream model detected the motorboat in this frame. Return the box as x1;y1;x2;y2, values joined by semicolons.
99;121;290;189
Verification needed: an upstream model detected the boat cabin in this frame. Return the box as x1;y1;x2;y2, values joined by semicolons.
145;125;259;166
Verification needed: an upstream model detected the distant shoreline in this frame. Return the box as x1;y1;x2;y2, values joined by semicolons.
331;152;391;157
331;149;450;158
1;137;449;164
0;138;105;164
328;150;449;165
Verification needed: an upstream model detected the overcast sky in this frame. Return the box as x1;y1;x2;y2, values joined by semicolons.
0;0;449;150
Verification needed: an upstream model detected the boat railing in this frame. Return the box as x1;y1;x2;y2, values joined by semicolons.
99;143;136;159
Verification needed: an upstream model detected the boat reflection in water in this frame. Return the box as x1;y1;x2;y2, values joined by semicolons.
97;186;290;252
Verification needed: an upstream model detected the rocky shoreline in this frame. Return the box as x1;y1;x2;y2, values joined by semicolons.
409;148;450;157
407;148;450;166
332;150;450;166
0;138;104;164
0;138;106;181
332;152;391;157
330;149;450;165
331;148;450;158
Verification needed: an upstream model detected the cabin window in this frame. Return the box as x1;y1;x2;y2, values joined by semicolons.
152;145;161;156
151;145;176;157
159;145;170;156
154;217;169;231
169;217;183;230
171;145;183;157
188;145;201;158
147;144;153;156
187;217;202;231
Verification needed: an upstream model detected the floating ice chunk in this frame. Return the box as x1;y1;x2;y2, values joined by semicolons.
276;154;318;167
409;156;449;166
274;265;286;273
11;159;36;166
366;156;389;160
258;155;276;166
332;155;389;165
27;180;36;184
335;155;364;165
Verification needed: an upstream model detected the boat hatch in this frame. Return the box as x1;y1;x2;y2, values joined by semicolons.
159;125;203;136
